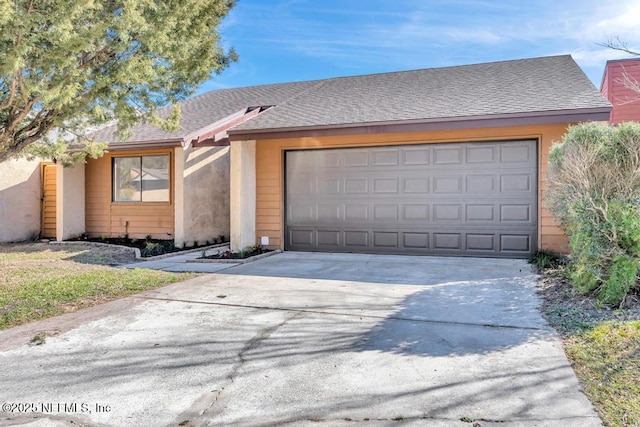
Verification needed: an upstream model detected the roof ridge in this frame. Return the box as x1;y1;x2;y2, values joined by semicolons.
316;54;574;83
189;54;575;100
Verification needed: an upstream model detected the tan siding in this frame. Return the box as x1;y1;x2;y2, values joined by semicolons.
85;149;175;239
41;163;57;238
254;123;572;252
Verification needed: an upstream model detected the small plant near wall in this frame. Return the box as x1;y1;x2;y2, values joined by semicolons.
141;242;163;257
528;250;565;270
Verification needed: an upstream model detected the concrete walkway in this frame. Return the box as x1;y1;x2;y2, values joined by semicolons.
0;252;601;426
120;245;239;273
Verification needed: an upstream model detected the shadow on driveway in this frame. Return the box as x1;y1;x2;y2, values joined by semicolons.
0;251;600;426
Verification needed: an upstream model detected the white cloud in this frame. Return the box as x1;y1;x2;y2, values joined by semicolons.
216;0;640;87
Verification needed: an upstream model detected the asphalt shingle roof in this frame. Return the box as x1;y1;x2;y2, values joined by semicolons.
90;80;319;143
93;55;610;143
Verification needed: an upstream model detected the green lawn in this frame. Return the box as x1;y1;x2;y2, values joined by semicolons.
0;243;196;329
538;269;640;427
565;321;640;426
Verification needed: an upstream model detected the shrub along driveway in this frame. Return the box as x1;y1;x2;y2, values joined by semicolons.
0;252;600;426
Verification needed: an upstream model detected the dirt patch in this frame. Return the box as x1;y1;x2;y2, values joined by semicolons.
536;268;640;335
1;242;136;266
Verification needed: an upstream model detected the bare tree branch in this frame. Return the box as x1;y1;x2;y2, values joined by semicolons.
599;37;640;57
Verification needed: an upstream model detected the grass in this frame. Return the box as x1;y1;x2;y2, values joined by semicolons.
0;242;197;330
538;268;640;427
564;321;640;426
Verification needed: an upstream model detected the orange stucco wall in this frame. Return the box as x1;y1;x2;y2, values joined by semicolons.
254;123;571;253
85;148;175;239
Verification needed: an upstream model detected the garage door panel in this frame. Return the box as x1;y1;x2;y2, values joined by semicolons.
403;205;430;221
373;205;399;221
373;178;399;193
466;234;495;250
501;174;533;192
318;178;341;194
500;204;531;222
345;231;369;247
433;176;463;193
289;179;314;194
285;140;537;257
317;230;341;246
402;147;430;165
466;204;495;221
344;150;369;167
345;205;369;221
501;144;533;163
373;149;399;166
433;147;463;164
317;205;341;221
466;175;496;193
374;232;399;248
403;232;429;248
345;178;368;193
433;204;462;222
466;146;496;163
321;152;342;167
434;233;462;250
500;234;531;252
289;204;314;221
290;229;314;246
403;177;430;193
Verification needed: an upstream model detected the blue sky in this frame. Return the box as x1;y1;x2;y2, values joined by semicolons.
197;0;640;94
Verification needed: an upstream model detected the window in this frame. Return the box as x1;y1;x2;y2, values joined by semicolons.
113;155;170;202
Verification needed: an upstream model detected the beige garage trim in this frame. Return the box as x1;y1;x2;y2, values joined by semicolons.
252;123;572;255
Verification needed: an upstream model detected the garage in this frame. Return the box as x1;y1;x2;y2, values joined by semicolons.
285;140;537;257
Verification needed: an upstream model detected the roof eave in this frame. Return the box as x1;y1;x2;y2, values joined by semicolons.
106;139;184;151
227;108;612;141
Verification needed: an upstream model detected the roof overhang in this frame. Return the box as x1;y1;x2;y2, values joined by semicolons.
227;107;612;141
105;139;184;151
104;106;273;151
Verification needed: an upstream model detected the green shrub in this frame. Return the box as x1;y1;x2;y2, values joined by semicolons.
600;255;638;306
545;122;640;306
569;262;600;294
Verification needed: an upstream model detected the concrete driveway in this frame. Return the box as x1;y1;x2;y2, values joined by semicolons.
0;252;600;426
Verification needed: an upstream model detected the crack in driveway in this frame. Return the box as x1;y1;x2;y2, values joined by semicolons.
174;310;304;427
276;414;602;425
141;296;546;331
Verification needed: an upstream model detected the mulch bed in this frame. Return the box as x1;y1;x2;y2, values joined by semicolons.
536;268;640;335
201;247;272;260
68;236;227;257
